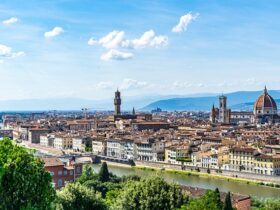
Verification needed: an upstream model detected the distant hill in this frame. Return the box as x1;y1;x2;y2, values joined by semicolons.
142;90;280;111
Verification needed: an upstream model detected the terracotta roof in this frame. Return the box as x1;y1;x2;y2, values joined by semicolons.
41;157;64;167
254;87;277;111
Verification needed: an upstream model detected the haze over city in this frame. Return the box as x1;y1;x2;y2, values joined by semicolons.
1;0;280;101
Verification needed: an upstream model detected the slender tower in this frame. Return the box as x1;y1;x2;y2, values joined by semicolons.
219;95;227;123
114;89;121;115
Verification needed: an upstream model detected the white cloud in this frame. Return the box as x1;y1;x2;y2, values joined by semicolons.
2;17;19;25
0;44;25;59
95;81;114;89
119;78;149;90
123;30;168;49
98;31;125;49
88;37;98;46
172;12;199;33
0;60;3;64
89;30;168;60
101;49;133;61
44;27;64;38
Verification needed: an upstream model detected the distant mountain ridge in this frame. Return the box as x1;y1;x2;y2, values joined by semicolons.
1;90;280;112
142;90;280;111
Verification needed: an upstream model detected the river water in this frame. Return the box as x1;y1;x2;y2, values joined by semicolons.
92;164;280;199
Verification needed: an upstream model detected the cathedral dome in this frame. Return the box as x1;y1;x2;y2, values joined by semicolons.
254;86;277;115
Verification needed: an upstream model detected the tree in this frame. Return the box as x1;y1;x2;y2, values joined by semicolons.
99;162;110;182
56;182;107;210
112;176;188;210
214;188;223;209
223;192;233;210
83;179;121;198
78;164;98;184
0;139;56;210
182;189;222;210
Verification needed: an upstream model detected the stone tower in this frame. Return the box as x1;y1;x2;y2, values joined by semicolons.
219;95;231;123
114;89;121;115
210;104;216;123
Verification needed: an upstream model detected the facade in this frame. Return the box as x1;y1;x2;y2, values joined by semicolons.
28;128;49;143
165;146;190;164
254;154;280;176
67;120;95;131
41;157;82;189
201;154;218;169
229;147;257;172
92;139;106;155
73;136;92;152
40;134;55;147
106;139;135;159
53;135;73;149
230;112;255;124
135;138;165;161
132;122;170;131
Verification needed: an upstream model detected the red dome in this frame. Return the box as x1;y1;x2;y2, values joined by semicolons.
254;87;277;113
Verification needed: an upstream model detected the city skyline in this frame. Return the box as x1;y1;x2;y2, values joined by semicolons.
1;0;280;100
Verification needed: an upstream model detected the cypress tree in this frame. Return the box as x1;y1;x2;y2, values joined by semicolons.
99;162;110;182
214;188;222;209
223;192;233;210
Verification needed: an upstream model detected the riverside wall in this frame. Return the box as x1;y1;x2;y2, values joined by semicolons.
134;160;280;184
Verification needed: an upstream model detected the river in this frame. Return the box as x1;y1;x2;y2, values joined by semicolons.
92;164;280;199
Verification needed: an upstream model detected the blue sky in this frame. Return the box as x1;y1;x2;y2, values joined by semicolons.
0;0;280;100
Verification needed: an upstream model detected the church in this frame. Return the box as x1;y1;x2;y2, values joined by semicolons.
253;86;279;124
210;87;280;124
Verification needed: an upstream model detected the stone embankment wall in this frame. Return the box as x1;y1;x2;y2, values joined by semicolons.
135;160;280;184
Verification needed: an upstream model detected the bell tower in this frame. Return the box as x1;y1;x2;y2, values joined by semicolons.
114;89;121;115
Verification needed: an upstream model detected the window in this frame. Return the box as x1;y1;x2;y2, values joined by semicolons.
58;170;62;176
76;166;81;174
70;170;73;175
64;170;67;176
50;171;54;176
58;179;63;187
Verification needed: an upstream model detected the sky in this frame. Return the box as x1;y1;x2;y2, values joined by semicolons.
0;0;280;100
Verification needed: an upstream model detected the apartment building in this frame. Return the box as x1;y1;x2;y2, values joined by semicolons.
28;128;49;144
254;154;280;176
229;147;257;172
41;157;83;188
53;134;73;149
135;138;165;161
92;138;106;155
165;145;190;164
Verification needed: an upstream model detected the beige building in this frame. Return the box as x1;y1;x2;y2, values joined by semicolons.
53;135;73;149
165;145;190;164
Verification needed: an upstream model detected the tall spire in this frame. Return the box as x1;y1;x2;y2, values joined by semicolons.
264;86;268;95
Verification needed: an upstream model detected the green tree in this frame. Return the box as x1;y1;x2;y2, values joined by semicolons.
112;176;188;210
99;162;110;182
84;179;121;198
182;189;222;210
0;139;56;210
214;188;223;209
56;182;107;210
223;192;233;210
78;164;98;184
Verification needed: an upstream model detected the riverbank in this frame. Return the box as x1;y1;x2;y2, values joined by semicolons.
102;160;280;190
92;163;280;199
